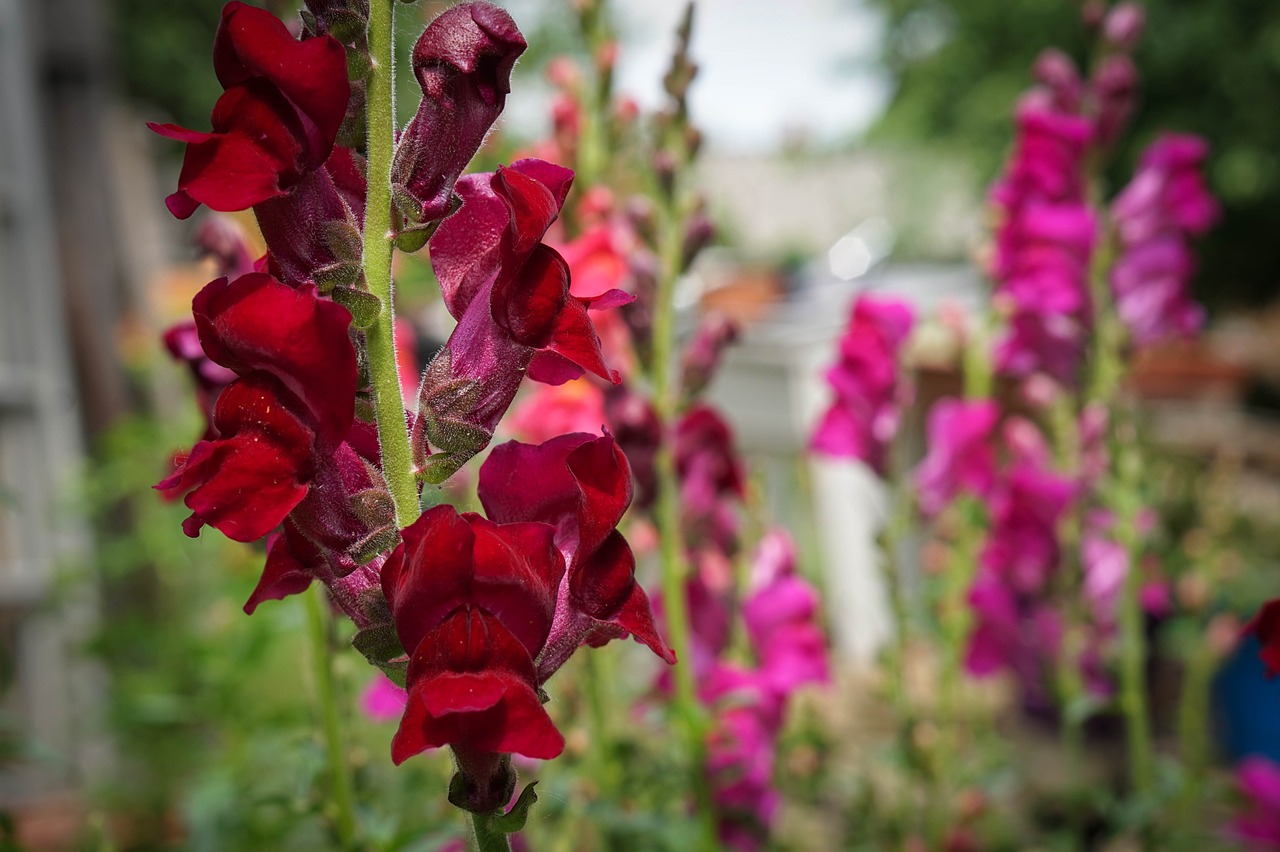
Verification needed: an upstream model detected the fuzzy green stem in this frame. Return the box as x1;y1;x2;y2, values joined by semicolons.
362;0;418;529
470;811;513;852
1114;427;1154;798
305;587;359;849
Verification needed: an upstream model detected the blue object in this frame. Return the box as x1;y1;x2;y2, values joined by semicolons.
1213;633;1280;764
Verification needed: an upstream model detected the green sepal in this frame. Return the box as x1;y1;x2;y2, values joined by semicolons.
314;261;363;292
332;287;383;329
322;220;365;263
491;783;539;834
352;622;404;667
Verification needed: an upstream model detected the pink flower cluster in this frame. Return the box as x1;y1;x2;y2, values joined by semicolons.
989;93;1096;382
811;294;915;474
1110;134;1220;345
695;530;830;850
988;2;1217;379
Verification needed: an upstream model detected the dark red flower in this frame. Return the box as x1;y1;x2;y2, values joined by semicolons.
391;608;565;763
413;160;629;482
477;432;675;679
390;1;527;231
157;273;357;542
381;505;565;763
243;426;398;622
148;2;350;219
1250;597;1280;677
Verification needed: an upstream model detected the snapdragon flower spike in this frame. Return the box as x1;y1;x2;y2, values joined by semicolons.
415;160;629;482
676;406;747;557
156;273;357;542
478;432;675;680
148;2;349;219
914;398;1000;516
989;92;1096;382
1109;134;1219;345
810;294;914;473
389;1;527;243
381;505;566;764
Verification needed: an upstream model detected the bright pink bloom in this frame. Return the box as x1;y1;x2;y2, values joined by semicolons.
810;294;914;473
148;2;349;218
1110;134;1218;345
914;398;1000;515
742;530;830;694
414;160;630;482
1232;756;1280;848
989;94;1095;381
361;674;408;723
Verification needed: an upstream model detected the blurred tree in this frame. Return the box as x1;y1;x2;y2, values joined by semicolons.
867;0;1280;309
112;0;228;131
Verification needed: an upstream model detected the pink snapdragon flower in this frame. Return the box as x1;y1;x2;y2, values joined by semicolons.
1231;757;1280;849
810;294;914;473
989;92;1096;382
1109;133;1219;345
914;398;1000;516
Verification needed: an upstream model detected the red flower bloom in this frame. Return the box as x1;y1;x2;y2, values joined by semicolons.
381;505;566;763
413;160;629;482
478;432;674;679
1250;597;1280;677
148;2;350;219
157;273;357;542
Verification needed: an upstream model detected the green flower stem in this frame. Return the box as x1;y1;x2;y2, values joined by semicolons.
363;0;419;530
470;811;513;852
1113;421;1154;798
652;165;717;851
305;586;359;849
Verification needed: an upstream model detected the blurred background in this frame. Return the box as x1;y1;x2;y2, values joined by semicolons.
2;0;1279;848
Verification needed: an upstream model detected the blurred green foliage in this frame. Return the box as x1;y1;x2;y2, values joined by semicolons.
867;0;1280;309
76;413;465;850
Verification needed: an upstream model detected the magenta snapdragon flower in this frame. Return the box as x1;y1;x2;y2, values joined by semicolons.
810;294;914;473
1110;133;1219;345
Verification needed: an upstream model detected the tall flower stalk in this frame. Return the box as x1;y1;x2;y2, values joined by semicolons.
150;4;673;850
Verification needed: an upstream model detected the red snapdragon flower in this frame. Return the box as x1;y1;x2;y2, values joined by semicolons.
478;432;675;679
157;273;357;542
148;2;349;218
382;505;566;763
414;160;629;482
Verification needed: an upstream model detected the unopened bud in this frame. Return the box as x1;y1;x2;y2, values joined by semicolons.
1103;2;1145;50
1033;49;1083;112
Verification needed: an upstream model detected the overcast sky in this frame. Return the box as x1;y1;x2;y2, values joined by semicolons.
503;0;890;152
